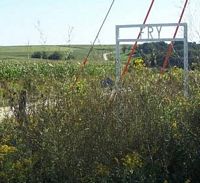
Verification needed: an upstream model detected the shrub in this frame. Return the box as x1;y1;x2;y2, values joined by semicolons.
48;51;63;60
31;51;42;59
1;64;200;182
41;51;48;59
31;51;48;59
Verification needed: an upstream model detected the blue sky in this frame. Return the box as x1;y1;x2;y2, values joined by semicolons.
0;0;199;46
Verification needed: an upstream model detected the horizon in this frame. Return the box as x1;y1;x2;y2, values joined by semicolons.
1;41;200;48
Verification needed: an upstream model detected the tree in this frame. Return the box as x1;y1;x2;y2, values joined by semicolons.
48;51;63;60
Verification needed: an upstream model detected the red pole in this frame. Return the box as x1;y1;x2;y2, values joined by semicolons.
81;0;115;68
70;0;115;89
161;0;189;73
121;0;155;78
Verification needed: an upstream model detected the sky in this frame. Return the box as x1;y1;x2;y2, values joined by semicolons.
0;0;199;46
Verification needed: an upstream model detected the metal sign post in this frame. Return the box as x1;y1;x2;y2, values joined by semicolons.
183;24;189;97
115;27;120;87
115;23;188;96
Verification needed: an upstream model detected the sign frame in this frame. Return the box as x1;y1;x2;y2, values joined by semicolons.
115;23;188;96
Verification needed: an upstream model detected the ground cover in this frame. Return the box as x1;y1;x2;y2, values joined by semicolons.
0;56;200;182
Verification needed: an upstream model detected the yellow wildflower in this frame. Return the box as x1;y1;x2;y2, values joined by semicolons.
122;152;143;173
95;163;110;176
172;121;177;129
0;145;17;154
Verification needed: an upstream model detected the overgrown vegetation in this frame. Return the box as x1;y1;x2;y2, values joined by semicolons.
0;59;200;182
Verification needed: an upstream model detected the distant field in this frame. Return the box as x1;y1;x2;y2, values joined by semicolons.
0;45;115;61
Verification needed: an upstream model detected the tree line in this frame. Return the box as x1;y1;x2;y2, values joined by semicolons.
122;41;200;69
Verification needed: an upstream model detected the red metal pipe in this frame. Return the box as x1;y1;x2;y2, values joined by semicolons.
161;0;189;73
121;0;155;78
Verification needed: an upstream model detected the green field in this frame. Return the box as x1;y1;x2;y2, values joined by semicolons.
0;45;200;182
0;45;114;61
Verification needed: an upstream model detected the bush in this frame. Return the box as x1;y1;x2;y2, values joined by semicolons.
48;51;63;60
31;51;42;59
1;66;200;182
31;51;63;60
41;51;48;59
31;51;48;59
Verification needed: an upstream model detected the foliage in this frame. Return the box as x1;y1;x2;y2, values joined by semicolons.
31;51;65;60
48;51;63;60
31;51;43;59
121;41;200;68
65;52;75;60
31;51;48;59
0;60;200;182
191;62;200;71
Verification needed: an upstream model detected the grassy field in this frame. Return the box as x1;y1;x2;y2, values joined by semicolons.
0;45;114;61
0;45;200;182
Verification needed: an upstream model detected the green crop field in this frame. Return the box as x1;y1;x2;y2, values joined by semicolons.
0;45;200;182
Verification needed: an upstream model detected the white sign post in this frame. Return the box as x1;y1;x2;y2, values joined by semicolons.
115;23;188;96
